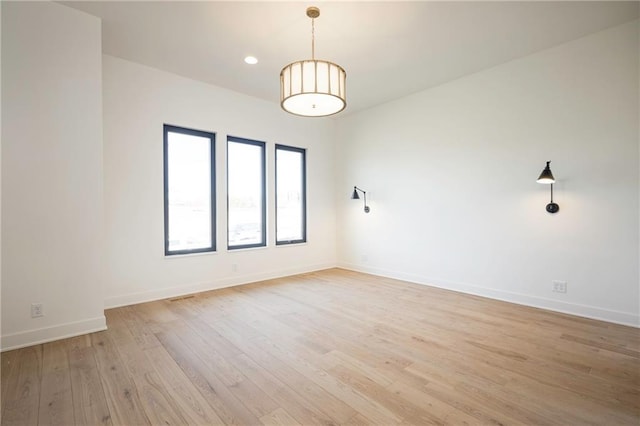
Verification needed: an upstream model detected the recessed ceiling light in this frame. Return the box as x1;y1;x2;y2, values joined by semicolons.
244;56;258;65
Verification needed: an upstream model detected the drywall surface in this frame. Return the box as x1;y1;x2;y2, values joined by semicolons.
0;1;3;358
336;20;640;326
1;2;105;350
102;55;337;308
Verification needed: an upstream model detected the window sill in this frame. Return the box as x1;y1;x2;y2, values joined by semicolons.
227;245;268;253
164;251;217;259
276;241;308;247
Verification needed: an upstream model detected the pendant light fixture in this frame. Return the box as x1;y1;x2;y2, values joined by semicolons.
280;6;347;117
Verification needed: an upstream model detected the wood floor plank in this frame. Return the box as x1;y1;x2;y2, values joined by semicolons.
327;361;448;424
561;333;640;358
321;350;395;388
244;333;403;424
118;306;162;350
143;345;227;425
2;268;638;425
89;332;149;425
280;309;415;373
390;373;511;426
166;319;281;419
38;341;74;426
68;346;112;426
156;329;262;425
1;349;20;421
503;372;639;425
260;407;302;426
65;334;92;352
231;352;345;426
173;320;246;387
209;317;359;424
105;316;190;425
1;346;42;426
128;369;188;426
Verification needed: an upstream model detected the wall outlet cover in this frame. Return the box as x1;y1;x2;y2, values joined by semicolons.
552;280;567;294
31;303;44;318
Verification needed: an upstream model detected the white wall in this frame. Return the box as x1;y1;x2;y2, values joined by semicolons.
1;2;105;350
336;20;640;326
102;55;336;308
0;0;3;359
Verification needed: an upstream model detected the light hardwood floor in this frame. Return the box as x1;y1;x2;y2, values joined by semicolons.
1;268;639;425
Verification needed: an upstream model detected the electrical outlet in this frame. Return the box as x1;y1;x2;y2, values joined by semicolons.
361;254;368;262
31;303;44;318
552;280;567;294
232;263;238;273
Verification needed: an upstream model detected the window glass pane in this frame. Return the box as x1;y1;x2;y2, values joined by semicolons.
164;126;215;254
228;138;265;248
276;145;306;244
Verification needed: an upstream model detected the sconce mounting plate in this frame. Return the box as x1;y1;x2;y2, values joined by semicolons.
546;202;559;214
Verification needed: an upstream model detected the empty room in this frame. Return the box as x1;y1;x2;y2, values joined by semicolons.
1;1;639;425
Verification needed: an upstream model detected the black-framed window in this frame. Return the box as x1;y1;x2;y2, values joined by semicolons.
227;136;266;249
163;125;216;255
275;144;307;245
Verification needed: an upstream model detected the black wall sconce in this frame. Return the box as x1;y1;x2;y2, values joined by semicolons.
536;161;559;213
351;186;370;213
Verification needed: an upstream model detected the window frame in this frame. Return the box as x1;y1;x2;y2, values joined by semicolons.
226;135;267;250
275;144;307;245
163;124;216;256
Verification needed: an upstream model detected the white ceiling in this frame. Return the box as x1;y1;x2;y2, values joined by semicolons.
62;1;639;115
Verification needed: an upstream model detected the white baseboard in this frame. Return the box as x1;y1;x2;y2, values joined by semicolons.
338;262;640;328
1;315;107;352
104;262;335;309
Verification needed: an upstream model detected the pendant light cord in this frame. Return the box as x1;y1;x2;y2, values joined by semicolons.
311;17;315;60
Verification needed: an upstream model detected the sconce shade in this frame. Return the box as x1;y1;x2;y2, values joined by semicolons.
351;188;360;200
537;161;555;184
536;161;559;213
